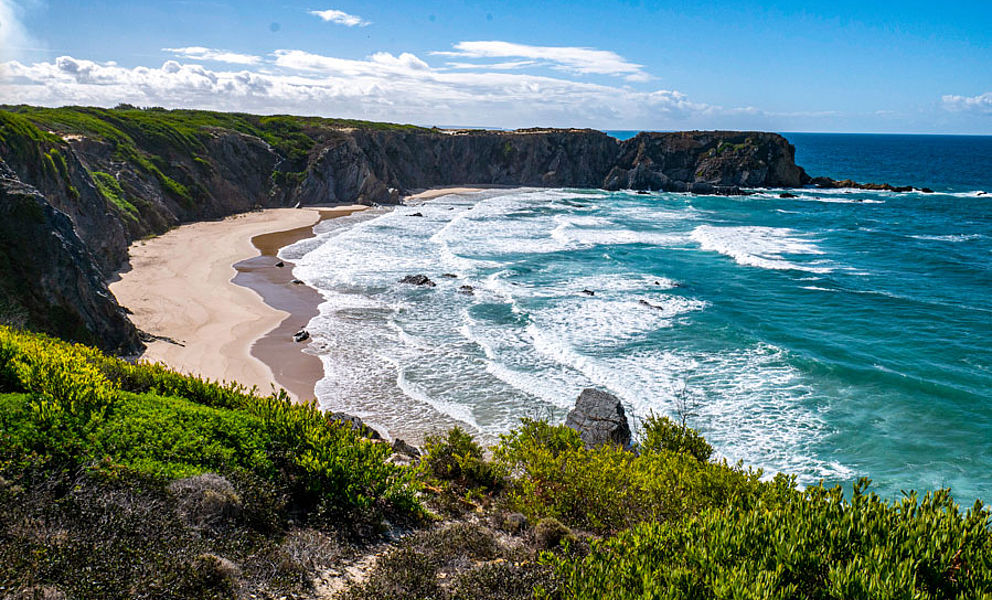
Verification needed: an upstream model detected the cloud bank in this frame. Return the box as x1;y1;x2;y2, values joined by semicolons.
0;44;747;128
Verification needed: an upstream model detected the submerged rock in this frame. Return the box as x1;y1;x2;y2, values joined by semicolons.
580;289;595;296
459;285;475;295
400;274;436;287
779;192;798;198
564;388;632;450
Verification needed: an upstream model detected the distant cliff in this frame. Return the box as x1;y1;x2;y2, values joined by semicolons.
0;105;817;352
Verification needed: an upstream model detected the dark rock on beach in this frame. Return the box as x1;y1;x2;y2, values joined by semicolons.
400;274;436;287
292;329;309;342
565;388;633;450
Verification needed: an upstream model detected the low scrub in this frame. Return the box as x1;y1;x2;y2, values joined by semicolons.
0;326;421;530
545;481;992;599
492;418;784;535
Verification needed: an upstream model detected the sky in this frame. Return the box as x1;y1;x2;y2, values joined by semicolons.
1;0;991;133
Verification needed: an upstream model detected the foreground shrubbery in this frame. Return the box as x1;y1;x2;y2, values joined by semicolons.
3;325;991;598
421;417;992;599
546;482;992;598
0;326;419;529
491;418;788;535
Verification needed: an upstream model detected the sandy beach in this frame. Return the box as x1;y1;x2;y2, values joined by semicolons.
110;206;365;401
405;186;489;201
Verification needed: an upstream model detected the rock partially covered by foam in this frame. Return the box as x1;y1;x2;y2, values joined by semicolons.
565;388;632;450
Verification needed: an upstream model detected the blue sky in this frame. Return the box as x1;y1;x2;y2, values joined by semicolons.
2;0;991;132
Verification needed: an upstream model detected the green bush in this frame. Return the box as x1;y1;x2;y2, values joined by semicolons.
0;326;421;530
422;426;501;491
639;413;713;462
546;480;992;599
493;418;782;535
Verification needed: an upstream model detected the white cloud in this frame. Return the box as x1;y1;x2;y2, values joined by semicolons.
942;92;992;115
0;49;774;129
163;46;262;66
445;60;537;70
309;9;370;27
433;40;649;81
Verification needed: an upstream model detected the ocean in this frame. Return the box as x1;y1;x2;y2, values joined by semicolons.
281;133;992;502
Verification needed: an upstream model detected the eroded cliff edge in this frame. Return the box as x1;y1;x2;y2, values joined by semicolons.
0;105;829;352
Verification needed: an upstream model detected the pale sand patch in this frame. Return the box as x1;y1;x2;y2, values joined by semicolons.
110;206;365;400
403;186;490;201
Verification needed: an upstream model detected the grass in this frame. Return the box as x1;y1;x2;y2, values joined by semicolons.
91;171;139;220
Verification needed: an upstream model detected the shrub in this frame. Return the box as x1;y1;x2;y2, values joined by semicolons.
493;418;781;535
639;413;713;461
187;554;241;597
0;326;422;531
422;426;500;491
167;473;242;531
546;480;992;599
534;518;574;550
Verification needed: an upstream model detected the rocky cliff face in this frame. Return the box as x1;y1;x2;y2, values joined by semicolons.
291;128;805;204
0;106;817;352
0;159;140;354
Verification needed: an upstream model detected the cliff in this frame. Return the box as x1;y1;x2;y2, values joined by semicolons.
0;105;818;351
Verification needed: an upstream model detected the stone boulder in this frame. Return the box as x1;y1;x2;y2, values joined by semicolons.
399;274;436;287
329;412;383;440
564;388;632;450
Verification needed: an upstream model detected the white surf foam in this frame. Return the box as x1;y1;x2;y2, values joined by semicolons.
909;233;984;242
690;225;834;273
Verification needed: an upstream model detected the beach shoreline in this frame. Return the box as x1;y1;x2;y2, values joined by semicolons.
109;205;365;401
107;186;485;405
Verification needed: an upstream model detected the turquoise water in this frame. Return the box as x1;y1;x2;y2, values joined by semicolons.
283;135;992;502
